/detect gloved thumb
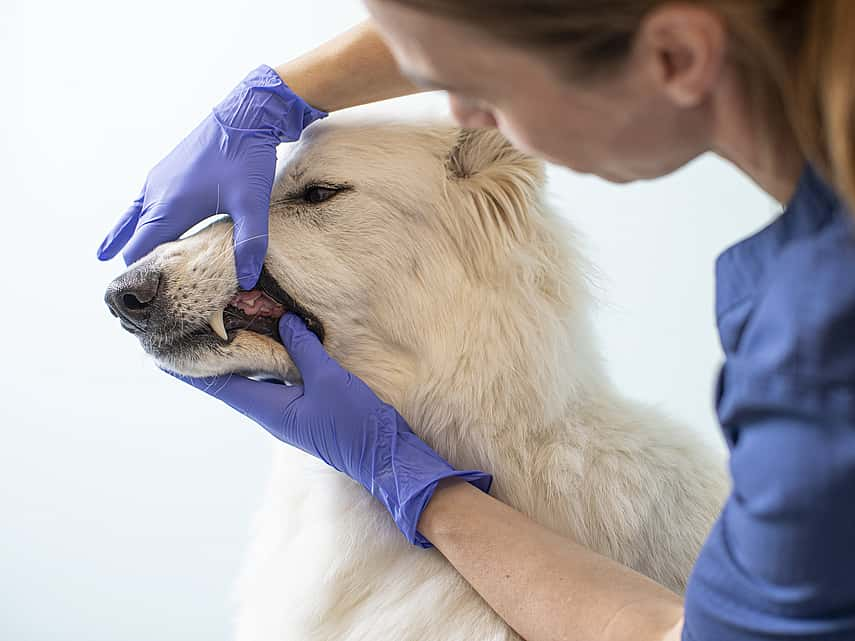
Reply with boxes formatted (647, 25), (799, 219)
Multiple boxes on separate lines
(231, 201), (269, 290)
(278, 313), (332, 387)
(97, 189), (144, 260)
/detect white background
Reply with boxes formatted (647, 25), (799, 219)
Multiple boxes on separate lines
(0, 1), (777, 640)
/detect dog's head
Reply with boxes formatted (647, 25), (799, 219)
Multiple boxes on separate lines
(104, 121), (584, 411)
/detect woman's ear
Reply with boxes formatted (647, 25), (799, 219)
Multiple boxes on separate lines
(636, 4), (726, 108)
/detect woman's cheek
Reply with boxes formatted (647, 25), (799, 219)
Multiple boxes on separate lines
(494, 111), (540, 156)
(496, 112), (591, 171)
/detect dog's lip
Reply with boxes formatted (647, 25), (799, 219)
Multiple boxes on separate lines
(210, 266), (326, 344)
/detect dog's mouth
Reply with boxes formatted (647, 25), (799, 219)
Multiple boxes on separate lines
(206, 266), (325, 344)
(105, 264), (325, 358)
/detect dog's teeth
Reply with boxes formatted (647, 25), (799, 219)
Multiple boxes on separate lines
(208, 309), (228, 340)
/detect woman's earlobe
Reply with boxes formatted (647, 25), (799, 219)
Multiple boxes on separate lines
(666, 70), (707, 108)
(644, 5), (725, 108)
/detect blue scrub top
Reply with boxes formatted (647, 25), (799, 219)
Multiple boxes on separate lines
(682, 165), (855, 640)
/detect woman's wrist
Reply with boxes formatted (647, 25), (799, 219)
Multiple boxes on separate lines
(214, 65), (327, 143)
(359, 406), (491, 549)
(418, 477), (482, 544)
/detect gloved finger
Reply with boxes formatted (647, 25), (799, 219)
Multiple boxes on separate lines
(231, 202), (269, 290)
(168, 371), (305, 431)
(120, 202), (181, 266)
(97, 188), (144, 260)
(278, 313), (335, 388)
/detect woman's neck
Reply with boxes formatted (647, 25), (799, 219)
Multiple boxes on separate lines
(710, 66), (804, 205)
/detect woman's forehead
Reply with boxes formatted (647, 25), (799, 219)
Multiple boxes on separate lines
(366, 0), (532, 92)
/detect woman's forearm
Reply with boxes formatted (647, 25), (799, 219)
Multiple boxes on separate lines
(274, 19), (422, 113)
(419, 479), (685, 641)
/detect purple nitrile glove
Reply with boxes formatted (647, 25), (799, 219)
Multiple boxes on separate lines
(172, 313), (493, 548)
(97, 65), (327, 289)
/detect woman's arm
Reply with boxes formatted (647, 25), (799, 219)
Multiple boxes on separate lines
(420, 479), (685, 641)
(274, 19), (422, 113)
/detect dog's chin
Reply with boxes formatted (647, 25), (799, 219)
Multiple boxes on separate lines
(153, 330), (300, 383)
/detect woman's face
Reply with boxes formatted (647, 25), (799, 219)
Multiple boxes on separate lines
(365, 0), (717, 183)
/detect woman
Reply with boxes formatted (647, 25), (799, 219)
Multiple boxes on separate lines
(96, 2), (855, 640)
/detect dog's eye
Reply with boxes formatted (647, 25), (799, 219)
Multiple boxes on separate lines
(303, 186), (338, 204)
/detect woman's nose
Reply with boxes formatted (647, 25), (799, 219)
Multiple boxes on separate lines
(448, 95), (498, 129)
(104, 267), (161, 332)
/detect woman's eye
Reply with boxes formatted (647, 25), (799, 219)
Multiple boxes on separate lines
(303, 186), (338, 204)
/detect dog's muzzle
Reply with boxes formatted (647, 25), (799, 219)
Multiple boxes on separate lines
(105, 264), (325, 349)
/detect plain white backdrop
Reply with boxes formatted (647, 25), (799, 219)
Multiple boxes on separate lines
(1, 1), (778, 640)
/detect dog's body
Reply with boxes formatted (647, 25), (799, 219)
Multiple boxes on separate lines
(107, 120), (728, 641)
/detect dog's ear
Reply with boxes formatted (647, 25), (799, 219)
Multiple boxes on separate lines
(440, 126), (545, 257)
(446, 128), (519, 180)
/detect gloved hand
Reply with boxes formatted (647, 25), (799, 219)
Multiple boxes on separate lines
(97, 65), (327, 289)
(172, 313), (492, 547)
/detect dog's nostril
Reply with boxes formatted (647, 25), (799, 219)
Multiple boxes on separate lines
(105, 268), (161, 331)
(122, 292), (150, 311)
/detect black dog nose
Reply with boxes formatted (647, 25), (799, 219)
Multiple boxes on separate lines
(105, 268), (161, 332)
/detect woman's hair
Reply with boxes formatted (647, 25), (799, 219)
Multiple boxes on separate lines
(387, 0), (855, 213)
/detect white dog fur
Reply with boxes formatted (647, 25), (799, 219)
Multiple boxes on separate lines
(127, 119), (728, 640)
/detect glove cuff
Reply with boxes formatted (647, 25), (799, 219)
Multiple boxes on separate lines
(407, 469), (494, 549)
(367, 407), (493, 549)
(213, 64), (328, 143)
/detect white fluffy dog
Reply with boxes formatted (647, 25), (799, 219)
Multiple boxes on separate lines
(105, 119), (728, 641)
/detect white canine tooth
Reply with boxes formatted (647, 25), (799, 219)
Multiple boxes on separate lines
(208, 308), (228, 340)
